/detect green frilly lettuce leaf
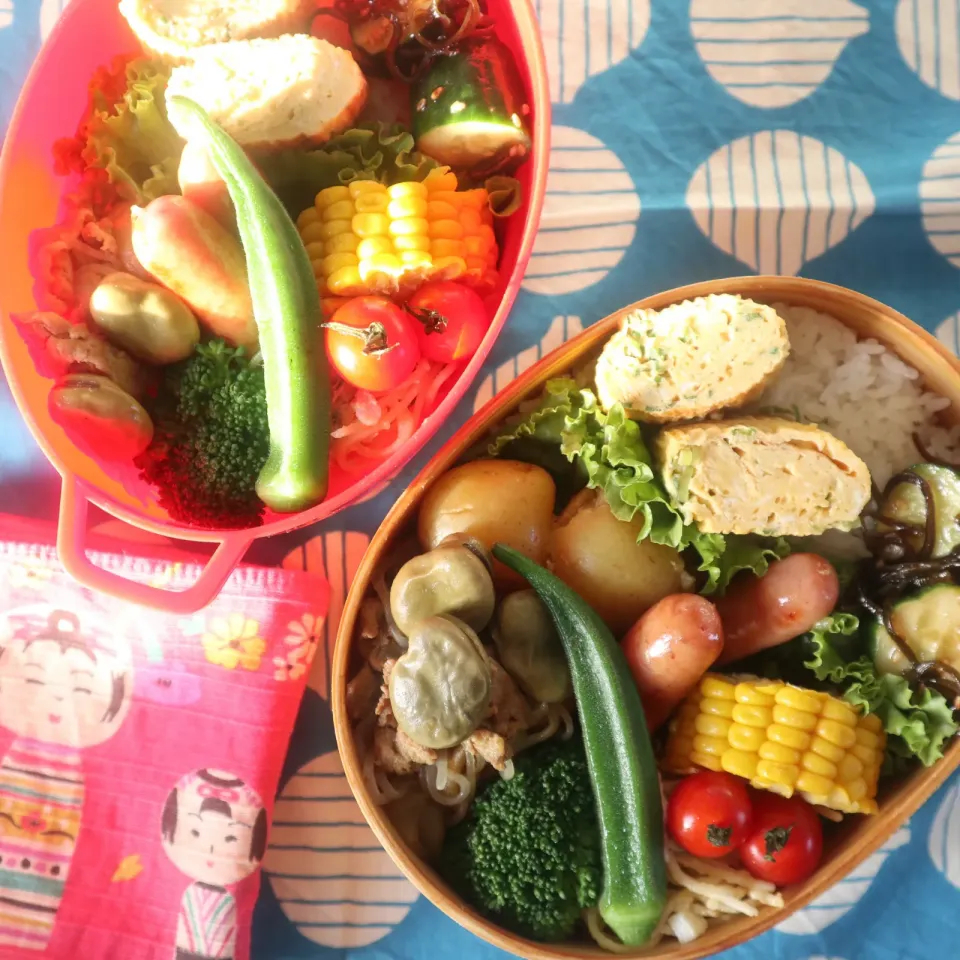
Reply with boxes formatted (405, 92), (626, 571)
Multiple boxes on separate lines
(757, 614), (959, 768)
(482, 378), (790, 594)
(77, 57), (183, 203)
(258, 122), (442, 217)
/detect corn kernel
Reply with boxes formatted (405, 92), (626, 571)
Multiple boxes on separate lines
(431, 239), (466, 258)
(752, 778), (794, 799)
(721, 750), (759, 780)
(816, 718), (857, 749)
(300, 222), (327, 245)
(431, 256), (466, 279)
(359, 253), (403, 276)
(400, 250), (433, 268)
(820, 698), (859, 725)
(700, 696), (736, 719)
(460, 208), (483, 232)
(694, 715), (732, 739)
(388, 181), (429, 200)
(353, 213), (391, 238)
(425, 170), (459, 192)
(776, 686), (823, 714)
(755, 760), (799, 788)
(320, 219), (353, 240)
(324, 199), (356, 222)
(394, 235), (432, 252)
(316, 185), (351, 208)
(322, 252), (359, 275)
(428, 200), (460, 219)
(328, 265), (363, 295)
(808, 736), (845, 764)
(838, 753), (864, 781)
(429, 219), (464, 240)
(728, 723), (766, 752)
(389, 217), (430, 237)
(802, 752), (838, 779)
(772, 704), (818, 731)
(692, 734), (728, 757)
(388, 197), (429, 219)
(768, 723), (811, 751)
(358, 237), (394, 259)
(735, 681), (779, 705)
(355, 192), (390, 215)
(855, 727), (882, 750)
(796, 771), (834, 796)
(845, 778), (868, 801)
(731, 704), (773, 728)
(465, 256), (487, 273)
(310, 259), (327, 279)
(860, 713), (883, 734)
(297, 207), (320, 230)
(345, 179), (379, 196)
(326, 233), (360, 255)
(701, 676), (737, 700)
(478, 224), (497, 247)
(852, 744), (877, 766)
(464, 235), (490, 258)
(459, 188), (487, 209)
(691, 752), (722, 772)
(305, 241), (327, 260)
(759, 741), (801, 765)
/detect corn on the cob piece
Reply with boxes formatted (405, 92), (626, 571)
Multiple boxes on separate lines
(296, 171), (500, 299)
(663, 674), (885, 815)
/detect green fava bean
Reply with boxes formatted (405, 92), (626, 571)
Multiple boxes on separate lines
(89, 272), (200, 365)
(494, 589), (571, 704)
(390, 542), (496, 636)
(49, 374), (154, 461)
(389, 615), (491, 750)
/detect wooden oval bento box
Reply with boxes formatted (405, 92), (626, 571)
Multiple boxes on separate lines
(332, 276), (960, 959)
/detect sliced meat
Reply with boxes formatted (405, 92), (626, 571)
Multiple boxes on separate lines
(11, 312), (148, 399)
(485, 660), (529, 740)
(464, 729), (511, 771)
(346, 663), (381, 722)
(373, 725), (436, 776)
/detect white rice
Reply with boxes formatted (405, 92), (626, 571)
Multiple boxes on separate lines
(754, 303), (960, 491)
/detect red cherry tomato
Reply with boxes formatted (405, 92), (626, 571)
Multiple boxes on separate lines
(740, 793), (823, 886)
(666, 771), (753, 859)
(325, 297), (420, 393)
(406, 281), (490, 364)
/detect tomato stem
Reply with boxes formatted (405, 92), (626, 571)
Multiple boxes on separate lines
(706, 824), (733, 848)
(763, 825), (793, 861)
(404, 303), (449, 335)
(322, 320), (397, 356)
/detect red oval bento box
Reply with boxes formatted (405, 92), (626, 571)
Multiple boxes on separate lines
(0, 0), (550, 614)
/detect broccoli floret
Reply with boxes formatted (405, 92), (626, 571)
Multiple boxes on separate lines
(441, 737), (602, 943)
(136, 340), (269, 528)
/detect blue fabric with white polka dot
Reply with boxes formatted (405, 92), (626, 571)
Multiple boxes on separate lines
(3, 1), (960, 959)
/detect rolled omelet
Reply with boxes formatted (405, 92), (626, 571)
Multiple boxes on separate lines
(595, 294), (789, 423)
(166, 35), (367, 151)
(119, 0), (313, 63)
(657, 416), (871, 537)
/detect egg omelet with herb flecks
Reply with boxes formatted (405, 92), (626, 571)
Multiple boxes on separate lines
(656, 416), (872, 537)
(595, 294), (790, 423)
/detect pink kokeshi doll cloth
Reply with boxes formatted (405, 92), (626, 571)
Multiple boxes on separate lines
(0, 521), (329, 960)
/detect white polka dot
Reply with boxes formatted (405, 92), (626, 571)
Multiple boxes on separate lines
(522, 127), (640, 296)
(777, 825), (909, 934)
(687, 130), (875, 275)
(921, 132), (960, 269)
(39, 0), (74, 39)
(282, 531), (370, 698)
(535, 0), (650, 104)
(265, 752), (418, 949)
(473, 315), (584, 412)
(896, 0), (960, 100)
(692, 0), (869, 108)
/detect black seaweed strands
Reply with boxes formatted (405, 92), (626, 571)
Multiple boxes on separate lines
(859, 466), (960, 708)
(315, 0), (492, 81)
